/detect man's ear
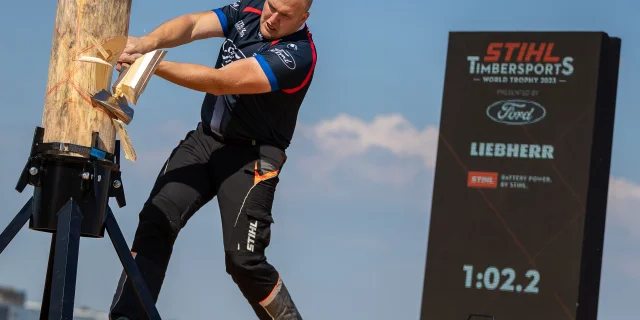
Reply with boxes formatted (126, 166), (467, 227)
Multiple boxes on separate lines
(300, 12), (310, 23)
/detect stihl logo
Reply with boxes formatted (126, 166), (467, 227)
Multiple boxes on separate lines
(468, 172), (498, 189)
(484, 42), (560, 63)
(246, 220), (258, 252)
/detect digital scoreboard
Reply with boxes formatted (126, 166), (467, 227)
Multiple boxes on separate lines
(420, 32), (621, 320)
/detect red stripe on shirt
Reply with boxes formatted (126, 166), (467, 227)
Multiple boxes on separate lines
(243, 7), (262, 14)
(283, 31), (316, 94)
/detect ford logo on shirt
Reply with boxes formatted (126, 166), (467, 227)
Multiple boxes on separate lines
(486, 99), (546, 125)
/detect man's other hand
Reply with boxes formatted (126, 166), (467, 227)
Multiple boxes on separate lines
(116, 36), (152, 71)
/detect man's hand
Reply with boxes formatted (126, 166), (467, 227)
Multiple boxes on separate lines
(116, 36), (154, 71)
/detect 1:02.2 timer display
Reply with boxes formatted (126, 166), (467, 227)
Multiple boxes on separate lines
(463, 265), (540, 294)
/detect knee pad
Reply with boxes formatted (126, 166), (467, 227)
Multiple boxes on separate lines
(224, 250), (280, 302)
(137, 202), (180, 244)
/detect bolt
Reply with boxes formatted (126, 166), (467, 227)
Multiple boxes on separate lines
(113, 180), (122, 189)
(29, 167), (38, 175)
(82, 172), (91, 180)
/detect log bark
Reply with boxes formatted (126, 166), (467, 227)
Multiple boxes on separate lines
(42, 0), (132, 156)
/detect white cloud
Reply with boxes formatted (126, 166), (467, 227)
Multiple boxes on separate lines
(303, 113), (439, 166)
(607, 177), (640, 233)
(608, 177), (640, 201)
(296, 113), (439, 186)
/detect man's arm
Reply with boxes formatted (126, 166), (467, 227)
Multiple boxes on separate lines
(117, 2), (243, 70)
(139, 11), (225, 52)
(153, 40), (316, 96)
(154, 58), (272, 96)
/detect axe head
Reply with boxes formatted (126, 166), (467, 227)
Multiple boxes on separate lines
(91, 89), (134, 125)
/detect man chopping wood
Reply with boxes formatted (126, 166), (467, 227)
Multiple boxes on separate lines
(108, 0), (316, 319)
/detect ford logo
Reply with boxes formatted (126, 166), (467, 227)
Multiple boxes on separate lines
(486, 100), (546, 125)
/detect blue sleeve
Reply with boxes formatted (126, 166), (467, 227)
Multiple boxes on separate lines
(254, 40), (317, 92)
(212, 0), (243, 38)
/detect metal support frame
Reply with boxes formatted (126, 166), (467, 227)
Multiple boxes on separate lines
(0, 126), (161, 320)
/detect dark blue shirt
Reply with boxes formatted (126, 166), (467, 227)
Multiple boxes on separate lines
(201, 0), (317, 150)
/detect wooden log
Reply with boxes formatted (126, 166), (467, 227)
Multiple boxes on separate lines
(41, 0), (132, 156)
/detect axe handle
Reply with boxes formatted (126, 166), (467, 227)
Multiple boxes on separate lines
(112, 62), (132, 97)
(118, 62), (131, 72)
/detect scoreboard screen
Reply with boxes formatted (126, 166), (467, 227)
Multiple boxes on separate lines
(420, 32), (620, 320)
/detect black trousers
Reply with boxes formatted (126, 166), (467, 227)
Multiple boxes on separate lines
(109, 123), (287, 320)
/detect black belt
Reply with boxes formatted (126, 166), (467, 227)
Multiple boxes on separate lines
(217, 135), (258, 146)
(206, 127), (258, 146)
(35, 142), (115, 161)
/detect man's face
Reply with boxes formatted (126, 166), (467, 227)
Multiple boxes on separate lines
(259, 0), (309, 39)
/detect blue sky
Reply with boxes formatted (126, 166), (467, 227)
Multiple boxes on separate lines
(1, 0), (639, 319)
